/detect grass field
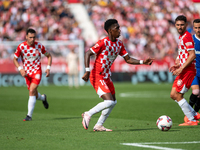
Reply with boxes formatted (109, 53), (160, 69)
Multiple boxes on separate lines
(1, 82), (200, 150)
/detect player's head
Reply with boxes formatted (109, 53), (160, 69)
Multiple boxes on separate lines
(175, 15), (187, 35)
(193, 19), (200, 38)
(104, 19), (120, 38)
(26, 28), (36, 46)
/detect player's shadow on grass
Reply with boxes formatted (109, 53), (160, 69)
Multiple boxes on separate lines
(113, 128), (180, 132)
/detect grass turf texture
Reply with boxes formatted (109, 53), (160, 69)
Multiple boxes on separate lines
(0, 83), (200, 150)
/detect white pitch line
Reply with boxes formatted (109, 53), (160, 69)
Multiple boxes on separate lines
(121, 143), (183, 150)
(136, 141), (200, 145)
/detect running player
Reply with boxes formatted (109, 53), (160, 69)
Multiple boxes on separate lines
(13, 28), (52, 121)
(81, 19), (153, 131)
(169, 15), (200, 126)
(185, 19), (200, 122)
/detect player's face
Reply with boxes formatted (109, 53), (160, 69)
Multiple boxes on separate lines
(26, 33), (36, 46)
(175, 20), (187, 35)
(110, 23), (121, 38)
(193, 22), (200, 38)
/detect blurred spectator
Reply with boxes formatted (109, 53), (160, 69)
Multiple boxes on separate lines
(0, 0), (199, 62)
(66, 46), (79, 88)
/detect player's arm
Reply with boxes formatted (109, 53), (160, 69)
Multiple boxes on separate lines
(44, 52), (52, 77)
(169, 56), (180, 73)
(13, 57), (26, 77)
(172, 50), (196, 76)
(123, 55), (153, 65)
(82, 50), (94, 82)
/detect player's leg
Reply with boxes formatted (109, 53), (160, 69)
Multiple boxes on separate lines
(82, 78), (115, 130)
(25, 82), (38, 121)
(189, 77), (199, 107)
(193, 76), (200, 112)
(170, 75), (198, 126)
(33, 71), (49, 109)
(94, 79), (116, 131)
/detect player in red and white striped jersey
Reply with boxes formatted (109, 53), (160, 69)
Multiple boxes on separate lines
(13, 28), (52, 121)
(81, 19), (153, 131)
(169, 15), (200, 126)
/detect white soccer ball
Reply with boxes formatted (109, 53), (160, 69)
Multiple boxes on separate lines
(156, 115), (172, 131)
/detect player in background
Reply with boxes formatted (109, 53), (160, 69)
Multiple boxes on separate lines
(13, 28), (52, 121)
(169, 15), (200, 126)
(184, 19), (200, 123)
(81, 19), (153, 131)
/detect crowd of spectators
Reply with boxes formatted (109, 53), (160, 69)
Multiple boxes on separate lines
(0, 0), (200, 61)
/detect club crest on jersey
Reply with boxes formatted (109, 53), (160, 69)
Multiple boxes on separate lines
(177, 79), (182, 86)
(94, 43), (99, 48)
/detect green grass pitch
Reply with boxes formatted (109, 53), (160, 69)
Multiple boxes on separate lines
(1, 82), (200, 150)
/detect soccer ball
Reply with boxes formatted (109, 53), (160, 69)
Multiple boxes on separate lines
(156, 115), (172, 131)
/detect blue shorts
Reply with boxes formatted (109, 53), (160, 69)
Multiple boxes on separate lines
(191, 76), (200, 86)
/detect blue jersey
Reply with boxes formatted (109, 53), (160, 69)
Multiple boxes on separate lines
(193, 34), (200, 76)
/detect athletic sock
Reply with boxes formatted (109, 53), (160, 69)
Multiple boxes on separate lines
(27, 96), (36, 117)
(189, 93), (197, 108)
(37, 92), (45, 101)
(194, 97), (200, 112)
(177, 98), (196, 121)
(87, 100), (115, 117)
(96, 100), (117, 126)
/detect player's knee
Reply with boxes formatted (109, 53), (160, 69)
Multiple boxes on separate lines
(104, 100), (115, 108)
(192, 89), (199, 96)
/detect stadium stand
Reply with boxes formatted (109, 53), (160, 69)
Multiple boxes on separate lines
(0, 0), (200, 61)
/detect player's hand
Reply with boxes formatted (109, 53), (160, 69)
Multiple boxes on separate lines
(171, 66), (183, 76)
(45, 69), (50, 77)
(143, 58), (154, 65)
(169, 65), (179, 73)
(82, 72), (90, 82)
(20, 69), (27, 77)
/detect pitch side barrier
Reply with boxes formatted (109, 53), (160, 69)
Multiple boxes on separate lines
(0, 71), (175, 87)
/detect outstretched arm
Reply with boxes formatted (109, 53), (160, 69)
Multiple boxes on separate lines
(82, 50), (94, 82)
(124, 55), (153, 65)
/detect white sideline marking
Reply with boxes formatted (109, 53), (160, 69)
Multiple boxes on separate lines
(122, 143), (183, 150)
(121, 141), (200, 150)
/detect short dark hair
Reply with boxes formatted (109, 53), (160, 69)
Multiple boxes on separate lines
(26, 28), (36, 35)
(175, 15), (187, 23)
(104, 19), (118, 33)
(193, 19), (200, 24)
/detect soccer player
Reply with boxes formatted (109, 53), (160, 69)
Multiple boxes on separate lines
(13, 28), (52, 121)
(184, 19), (200, 122)
(81, 19), (153, 131)
(169, 15), (200, 126)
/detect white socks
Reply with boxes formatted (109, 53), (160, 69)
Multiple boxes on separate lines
(37, 92), (45, 101)
(177, 98), (196, 121)
(87, 100), (116, 117)
(96, 100), (117, 126)
(27, 96), (36, 117)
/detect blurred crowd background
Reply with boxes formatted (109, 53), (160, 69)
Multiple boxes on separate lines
(0, 0), (200, 61)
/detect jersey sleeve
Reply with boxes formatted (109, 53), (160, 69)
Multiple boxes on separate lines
(41, 44), (47, 54)
(119, 42), (128, 57)
(90, 39), (104, 54)
(183, 34), (195, 51)
(14, 45), (21, 58)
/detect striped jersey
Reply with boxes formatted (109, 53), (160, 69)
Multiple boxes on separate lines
(193, 34), (200, 75)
